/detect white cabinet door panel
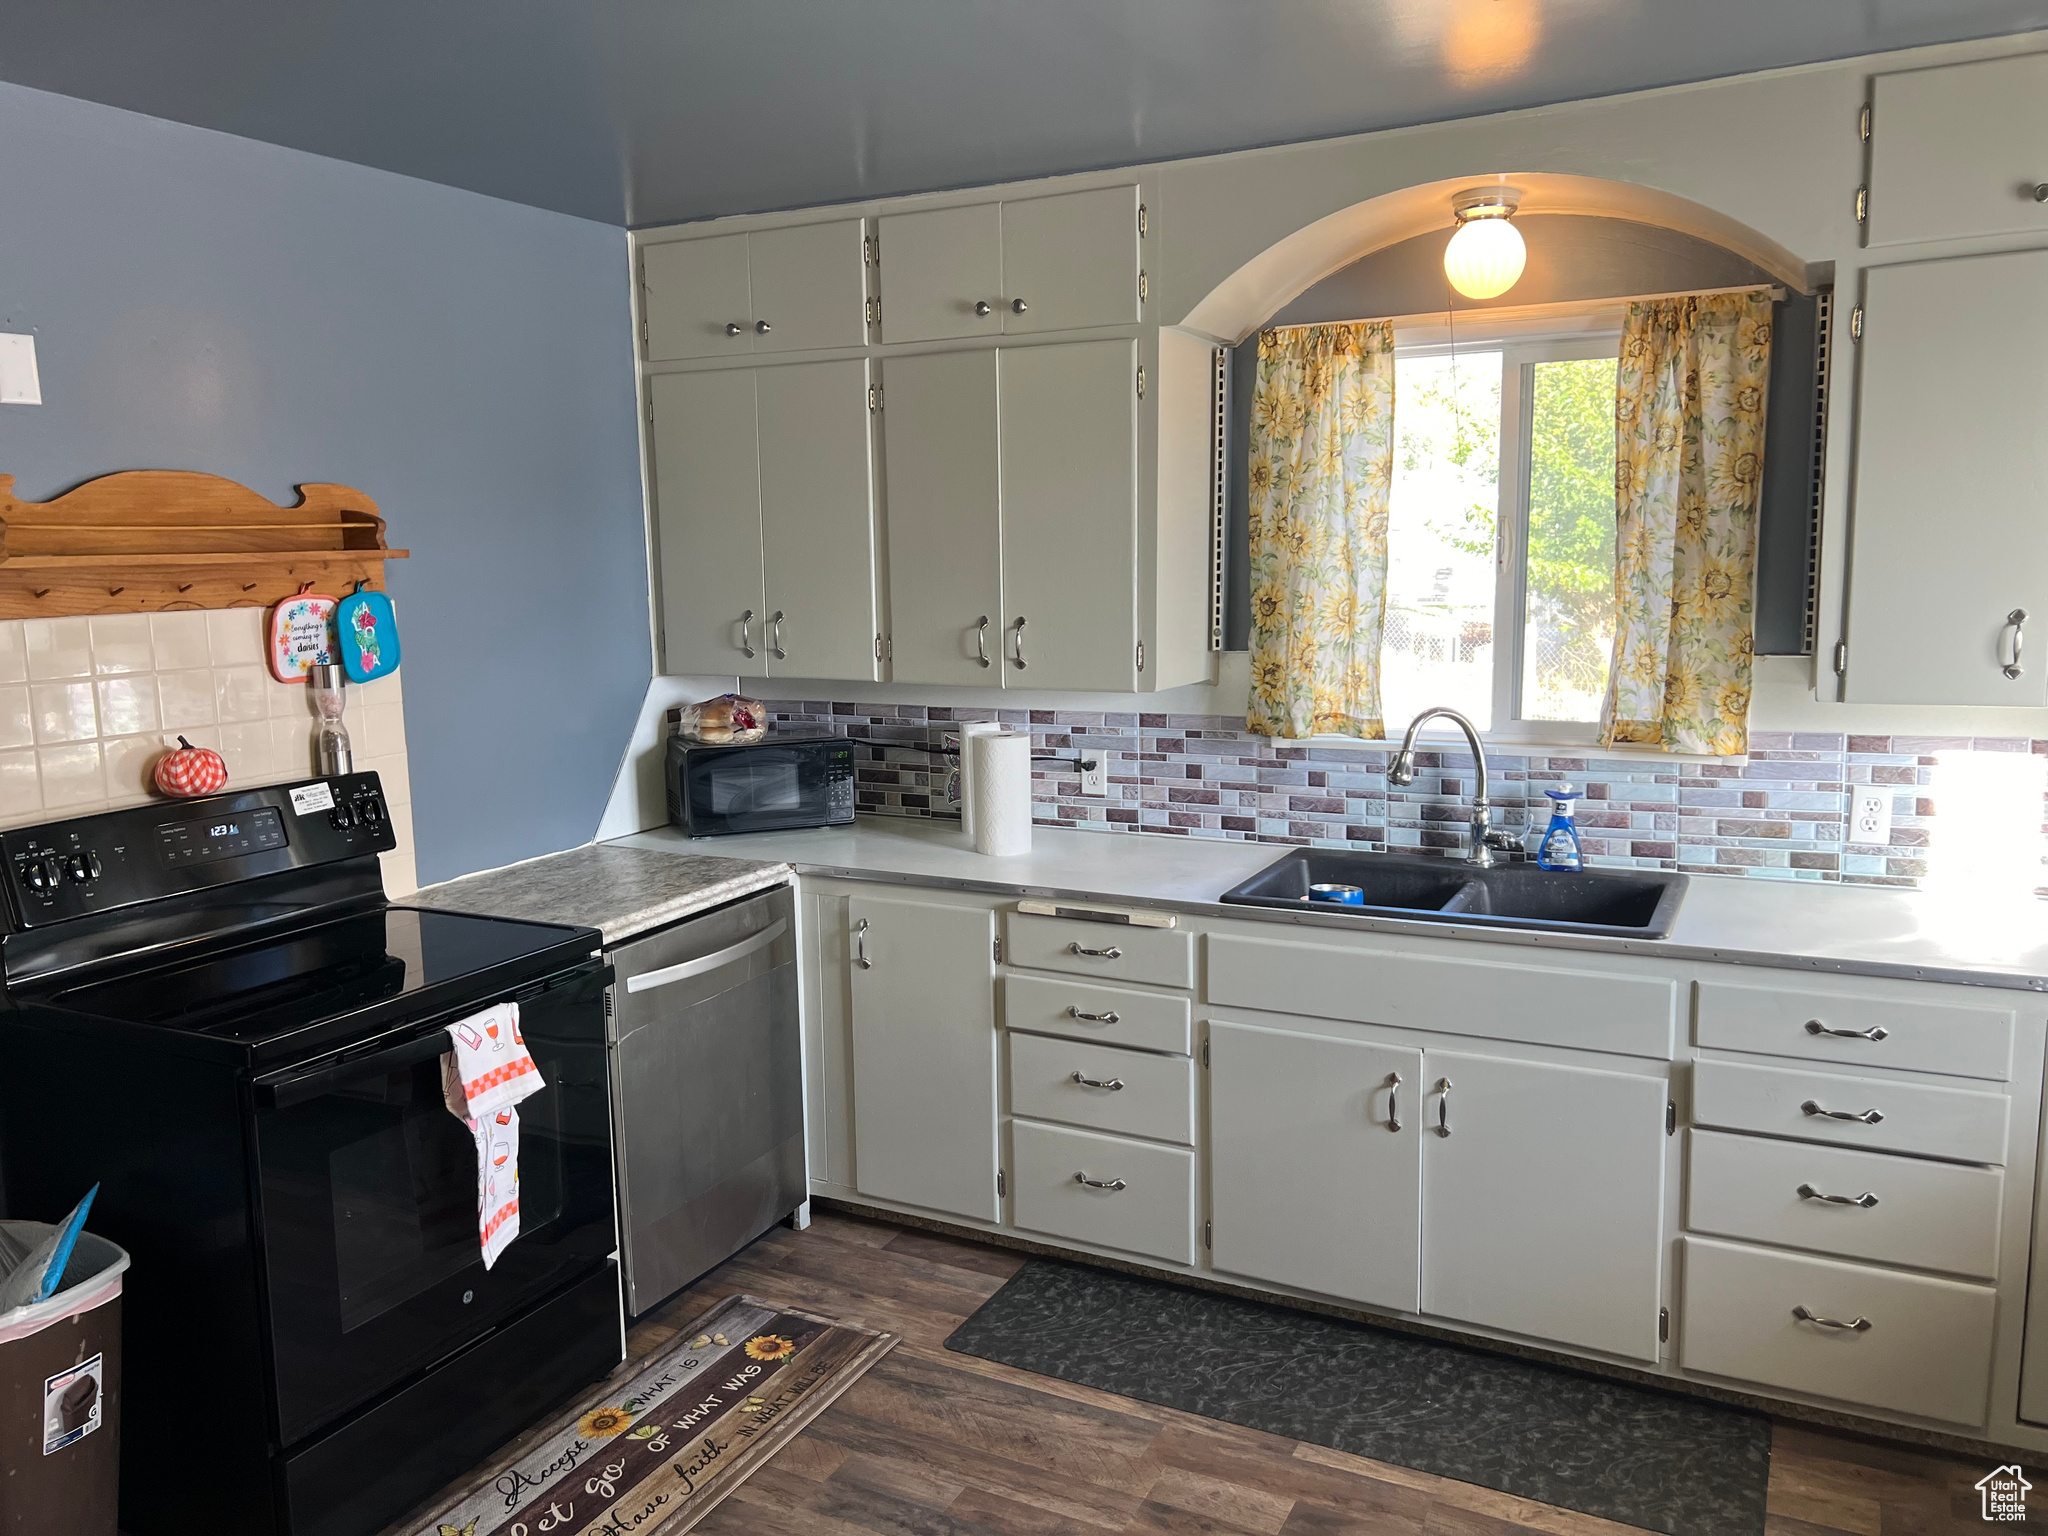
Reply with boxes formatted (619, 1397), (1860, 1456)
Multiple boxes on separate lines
(1209, 1019), (1422, 1312)
(1843, 251), (2048, 705)
(849, 895), (998, 1222)
(650, 370), (766, 677)
(1422, 1051), (1667, 1361)
(758, 359), (878, 681)
(879, 351), (1005, 684)
(1001, 185), (1141, 334)
(1868, 53), (2048, 247)
(749, 220), (868, 354)
(998, 340), (1138, 691)
(879, 204), (1004, 344)
(643, 234), (754, 361)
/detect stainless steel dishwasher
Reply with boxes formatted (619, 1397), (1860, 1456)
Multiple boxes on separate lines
(605, 885), (803, 1316)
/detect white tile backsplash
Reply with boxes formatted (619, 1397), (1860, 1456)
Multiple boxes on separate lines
(0, 613), (417, 894)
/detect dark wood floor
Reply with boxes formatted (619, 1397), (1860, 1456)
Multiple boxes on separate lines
(612, 1210), (1998, 1535)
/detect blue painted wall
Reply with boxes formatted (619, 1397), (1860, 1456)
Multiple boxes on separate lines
(0, 81), (650, 884)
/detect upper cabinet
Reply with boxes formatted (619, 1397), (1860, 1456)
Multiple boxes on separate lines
(1841, 250), (2048, 706)
(879, 185), (1143, 344)
(642, 218), (868, 359)
(1866, 52), (2048, 247)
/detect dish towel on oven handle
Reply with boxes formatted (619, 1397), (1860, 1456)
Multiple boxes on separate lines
(441, 1002), (545, 1269)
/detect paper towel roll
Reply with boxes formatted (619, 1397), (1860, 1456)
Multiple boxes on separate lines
(970, 730), (1033, 857)
(955, 721), (1004, 844)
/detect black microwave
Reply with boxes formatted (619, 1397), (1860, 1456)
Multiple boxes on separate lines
(666, 730), (857, 836)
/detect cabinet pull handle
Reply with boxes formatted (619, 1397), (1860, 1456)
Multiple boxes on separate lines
(755, 319), (772, 334)
(1801, 1099), (1883, 1125)
(1071, 1072), (1125, 1091)
(975, 300), (993, 317)
(1066, 1006), (1120, 1024)
(1797, 1182), (1879, 1209)
(1074, 1172), (1127, 1191)
(1068, 942), (1122, 959)
(1011, 616), (1028, 669)
(1792, 1305), (1871, 1332)
(975, 615), (991, 668)
(768, 610), (787, 660)
(725, 322), (744, 337)
(2004, 609), (2029, 679)
(1386, 1071), (1403, 1133)
(1806, 1019), (1888, 1041)
(1011, 298), (1029, 315)
(853, 917), (871, 970)
(738, 609), (756, 659)
(1435, 1077), (1452, 1137)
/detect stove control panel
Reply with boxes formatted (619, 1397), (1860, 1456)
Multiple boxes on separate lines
(0, 771), (398, 930)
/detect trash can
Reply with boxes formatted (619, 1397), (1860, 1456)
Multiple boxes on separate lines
(0, 1223), (128, 1536)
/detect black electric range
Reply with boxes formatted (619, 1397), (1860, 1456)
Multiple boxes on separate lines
(0, 774), (622, 1536)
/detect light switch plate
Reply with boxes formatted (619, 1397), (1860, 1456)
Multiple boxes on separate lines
(1851, 786), (1893, 844)
(0, 334), (40, 405)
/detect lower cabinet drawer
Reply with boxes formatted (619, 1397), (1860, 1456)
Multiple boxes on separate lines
(1007, 1030), (1194, 1145)
(1004, 972), (1193, 1055)
(1005, 912), (1194, 990)
(1009, 1120), (1195, 1265)
(1688, 1129), (2004, 1280)
(1680, 1237), (1996, 1426)
(1691, 1058), (2010, 1165)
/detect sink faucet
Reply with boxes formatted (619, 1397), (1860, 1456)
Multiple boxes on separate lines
(1386, 707), (1524, 869)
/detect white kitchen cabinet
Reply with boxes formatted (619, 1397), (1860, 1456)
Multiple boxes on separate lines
(642, 219), (866, 360)
(879, 186), (1141, 345)
(651, 359), (879, 681)
(1420, 1051), (1668, 1361)
(1208, 1019), (1422, 1312)
(650, 369), (766, 678)
(1867, 52), (2048, 247)
(1841, 250), (2048, 706)
(878, 350), (1005, 684)
(848, 894), (999, 1223)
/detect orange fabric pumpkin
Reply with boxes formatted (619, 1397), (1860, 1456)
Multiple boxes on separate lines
(154, 736), (229, 798)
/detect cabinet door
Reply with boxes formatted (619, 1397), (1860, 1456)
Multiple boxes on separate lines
(749, 220), (869, 354)
(649, 370), (767, 677)
(642, 234), (753, 361)
(848, 895), (998, 1222)
(1001, 186), (1142, 334)
(1208, 1019), (1422, 1312)
(758, 359), (878, 681)
(1421, 1051), (1666, 1361)
(998, 340), (1138, 690)
(878, 203), (1004, 344)
(1843, 251), (2048, 706)
(879, 351), (1005, 684)
(1868, 53), (2048, 247)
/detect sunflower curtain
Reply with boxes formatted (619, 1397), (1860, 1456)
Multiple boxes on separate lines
(1601, 291), (1773, 756)
(1245, 322), (1396, 739)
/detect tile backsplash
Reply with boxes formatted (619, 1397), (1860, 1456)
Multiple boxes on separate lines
(0, 611), (417, 894)
(766, 700), (2048, 894)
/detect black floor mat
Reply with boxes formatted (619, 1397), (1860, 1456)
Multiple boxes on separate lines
(945, 1258), (1769, 1535)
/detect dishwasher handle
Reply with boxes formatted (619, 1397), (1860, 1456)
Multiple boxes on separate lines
(623, 918), (789, 995)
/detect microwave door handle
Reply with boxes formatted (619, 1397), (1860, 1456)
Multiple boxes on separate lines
(623, 918), (789, 995)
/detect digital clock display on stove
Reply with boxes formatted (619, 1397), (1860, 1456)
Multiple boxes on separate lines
(157, 807), (288, 867)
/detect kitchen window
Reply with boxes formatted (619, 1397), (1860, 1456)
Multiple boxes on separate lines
(1379, 321), (1621, 745)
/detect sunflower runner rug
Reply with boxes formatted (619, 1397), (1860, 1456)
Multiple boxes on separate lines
(406, 1294), (897, 1536)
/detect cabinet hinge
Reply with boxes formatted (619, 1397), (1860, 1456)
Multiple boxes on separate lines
(1849, 305), (1864, 342)
(1854, 185), (1868, 226)
(1138, 269), (1149, 304)
(874, 631), (883, 663)
(1858, 102), (1871, 143)
(993, 936), (1003, 965)
(997, 1169), (1006, 1198)
(1135, 639), (1145, 672)
(1833, 639), (1848, 677)
(1666, 1100), (1676, 1137)
(1138, 202), (1148, 239)
(639, 317), (648, 344)
(604, 987), (615, 1021)
(1659, 1307), (1669, 1344)
(1203, 1219), (1212, 1250)
(868, 383), (883, 413)
(866, 295), (881, 327)
(1199, 1037), (1209, 1068)
(1136, 364), (1147, 400)
(863, 233), (878, 267)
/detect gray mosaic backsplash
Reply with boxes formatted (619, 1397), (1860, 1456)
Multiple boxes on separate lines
(766, 701), (2048, 891)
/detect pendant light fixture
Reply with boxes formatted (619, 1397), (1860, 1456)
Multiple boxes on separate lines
(1443, 186), (1526, 300)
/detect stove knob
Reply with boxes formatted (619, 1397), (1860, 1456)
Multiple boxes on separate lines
(86, 852), (102, 880)
(358, 796), (383, 824)
(329, 804), (356, 830)
(66, 854), (89, 884)
(20, 859), (46, 893)
(42, 853), (64, 889)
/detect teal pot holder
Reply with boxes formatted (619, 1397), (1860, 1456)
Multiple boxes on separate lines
(336, 586), (401, 682)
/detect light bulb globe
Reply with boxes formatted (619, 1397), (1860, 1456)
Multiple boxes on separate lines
(1443, 215), (1526, 300)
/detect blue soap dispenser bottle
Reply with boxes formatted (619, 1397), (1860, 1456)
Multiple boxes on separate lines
(1536, 787), (1584, 872)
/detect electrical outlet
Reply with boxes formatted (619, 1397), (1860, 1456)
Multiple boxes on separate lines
(1851, 786), (1893, 844)
(1080, 755), (1109, 797)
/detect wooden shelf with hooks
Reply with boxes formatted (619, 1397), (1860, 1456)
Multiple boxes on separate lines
(0, 471), (407, 617)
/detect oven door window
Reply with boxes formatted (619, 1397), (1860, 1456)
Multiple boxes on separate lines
(252, 966), (614, 1447)
(687, 747), (825, 832)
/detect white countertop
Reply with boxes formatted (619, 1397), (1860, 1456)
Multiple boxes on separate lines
(613, 817), (2048, 994)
